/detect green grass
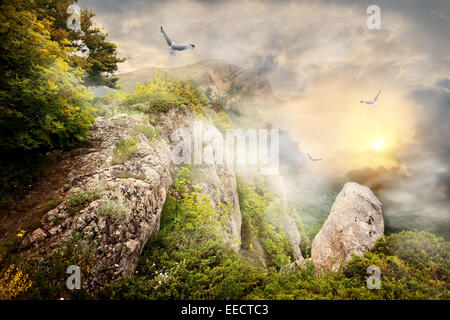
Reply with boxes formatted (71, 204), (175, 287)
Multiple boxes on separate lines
(112, 138), (138, 165)
(101, 228), (450, 300)
(131, 124), (159, 140)
(97, 199), (129, 224)
(67, 189), (102, 215)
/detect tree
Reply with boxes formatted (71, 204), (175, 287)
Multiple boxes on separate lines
(33, 0), (126, 88)
(0, 0), (94, 196)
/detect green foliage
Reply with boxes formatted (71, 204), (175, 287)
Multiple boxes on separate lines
(31, 0), (126, 88)
(100, 188), (450, 301)
(97, 199), (129, 225)
(22, 232), (95, 300)
(92, 76), (233, 137)
(112, 138), (138, 165)
(100, 167), (263, 300)
(206, 99), (234, 133)
(0, 1), (95, 198)
(248, 231), (450, 300)
(0, 1), (94, 154)
(237, 176), (294, 269)
(121, 74), (209, 115)
(131, 124), (159, 141)
(67, 188), (101, 215)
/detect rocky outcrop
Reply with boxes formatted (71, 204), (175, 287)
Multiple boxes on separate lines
(21, 114), (173, 288)
(311, 182), (384, 273)
(154, 108), (242, 250)
(21, 109), (242, 288)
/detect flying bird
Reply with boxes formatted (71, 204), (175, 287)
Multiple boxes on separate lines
(306, 153), (323, 162)
(360, 90), (381, 107)
(160, 26), (195, 56)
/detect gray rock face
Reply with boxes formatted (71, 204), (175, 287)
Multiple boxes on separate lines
(269, 176), (306, 267)
(21, 109), (242, 289)
(21, 114), (173, 288)
(311, 182), (384, 273)
(155, 108), (242, 250)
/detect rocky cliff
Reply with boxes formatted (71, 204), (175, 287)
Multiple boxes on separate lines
(21, 108), (242, 289)
(311, 182), (384, 273)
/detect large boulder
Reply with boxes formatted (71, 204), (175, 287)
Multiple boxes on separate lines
(311, 182), (384, 273)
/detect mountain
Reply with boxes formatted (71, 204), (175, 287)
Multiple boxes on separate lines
(119, 59), (281, 127)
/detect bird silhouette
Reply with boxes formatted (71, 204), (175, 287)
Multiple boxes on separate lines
(306, 153), (323, 162)
(160, 26), (195, 56)
(360, 90), (381, 107)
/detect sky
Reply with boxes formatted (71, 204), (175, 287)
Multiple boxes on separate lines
(78, 0), (449, 232)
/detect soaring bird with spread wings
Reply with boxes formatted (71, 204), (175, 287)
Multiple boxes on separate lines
(306, 153), (323, 162)
(360, 90), (381, 107)
(160, 26), (195, 56)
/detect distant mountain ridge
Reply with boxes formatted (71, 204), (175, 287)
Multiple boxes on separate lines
(119, 59), (281, 126)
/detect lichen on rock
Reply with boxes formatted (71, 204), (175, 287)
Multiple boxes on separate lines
(311, 182), (384, 273)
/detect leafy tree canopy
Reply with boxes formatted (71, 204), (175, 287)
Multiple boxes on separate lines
(0, 0), (94, 197)
(32, 0), (126, 88)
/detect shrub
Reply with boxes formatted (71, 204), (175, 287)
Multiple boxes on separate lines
(0, 2), (94, 154)
(0, 264), (32, 300)
(97, 199), (129, 225)
(112, 138), (138, 164)
(121, 74), (209, 114)
(100, 167), (262, 300)
(22, 232), (95, 300)
(131, 125), (159, 140)
(0, 2), (94, 198)
(67, 189), (102, 215)
(237, 176), (294, 269)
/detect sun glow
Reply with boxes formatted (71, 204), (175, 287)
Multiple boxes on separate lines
(372, 138), (385, 151)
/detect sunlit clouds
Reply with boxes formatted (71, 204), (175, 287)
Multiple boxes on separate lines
(78, 0), (449, 177)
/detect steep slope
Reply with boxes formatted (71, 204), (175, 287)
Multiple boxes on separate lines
(20, 106), (242, 290)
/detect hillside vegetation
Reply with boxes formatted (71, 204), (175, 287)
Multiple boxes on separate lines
(1, 68), (449, 300)
(0, 1), (448, 300)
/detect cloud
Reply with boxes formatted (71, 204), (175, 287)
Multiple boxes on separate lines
(78, 0), (450, 236)
(346, 79), (450, 237)
(79, 0), (449, 94)
(253, 54), (278, 75)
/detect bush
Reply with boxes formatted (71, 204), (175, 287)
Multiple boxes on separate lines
(0, 264), (32, 300)
(0, 2), (94, 198)
(237, 176), (294, 269)
(121, 74), (209, 114)
(112, 138), (138, 164)
(131, 124), (159, 140)
(22, 232), (95, 300)
(67, 189), (102, 215)
(248, 231), (450, 300)
(101, 167), (263, 300)
(0, 2), (94, 154)
(97, 199), (129, 225)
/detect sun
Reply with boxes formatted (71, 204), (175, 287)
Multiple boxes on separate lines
(372, 138), (385, 151)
